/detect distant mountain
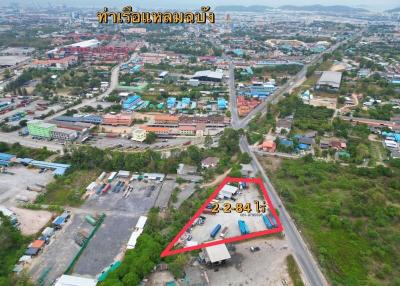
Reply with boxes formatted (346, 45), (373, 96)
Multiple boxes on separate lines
(279, 5), (369, 13)
(386, 7), (400, 13)
(215, 5), (273, 12)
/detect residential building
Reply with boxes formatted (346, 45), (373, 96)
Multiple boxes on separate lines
(177, 163), (197, 175)
(201, 157), (219, 168)
(27, 120), (56, 139)
(103, 113), (133, 126)
(32, 56), (78, 70)
(179, 125), (196, 136)
(141, 126), (171, 135)
(260, 140), (276, 152)
(51, 128), (78, 141)
(276, 119), (292, 134)
(154, 114), (179, 126)
(132, 128), (146, 142)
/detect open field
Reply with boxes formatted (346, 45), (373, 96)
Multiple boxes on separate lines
(266, 158), (400, 285)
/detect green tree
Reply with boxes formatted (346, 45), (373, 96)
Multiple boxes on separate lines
(144, 132), (157, 144)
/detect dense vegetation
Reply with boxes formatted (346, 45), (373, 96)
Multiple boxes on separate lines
(0, 142), (54, 161)
(0, 215), (33, 286)
(269, 158), (400, 285)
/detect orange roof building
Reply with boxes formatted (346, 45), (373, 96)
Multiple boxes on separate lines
(154, 114), (179, 125)
(260, 140), (276, 153)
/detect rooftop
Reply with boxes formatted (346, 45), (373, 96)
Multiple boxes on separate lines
(204, 243), (231, 263)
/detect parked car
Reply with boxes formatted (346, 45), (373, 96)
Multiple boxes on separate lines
(250, 246), (260, 252)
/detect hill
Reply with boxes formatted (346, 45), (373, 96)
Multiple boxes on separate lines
(279, 5), (368, 13)
(215, 5), (273, 12)
(386, 7), (400, 13)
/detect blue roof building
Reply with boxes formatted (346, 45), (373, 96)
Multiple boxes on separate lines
(0, 153), (16, 166)
(297, 143), (311, 150)
(167, 97), (176, 109)
(122, 95), (142, 110)
(217, 98), (228, 109)
(233, 49), (244, 57)
(279, 139), (293, 147)
(18, 158), (70, 176)
(54, 115), (103, 125)
(382, 132), (400, 142)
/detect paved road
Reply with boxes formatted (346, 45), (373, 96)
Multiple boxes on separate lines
(228, 62), (239, 128)
(230, 35), (361, 285)
(240, 137), (328, 286)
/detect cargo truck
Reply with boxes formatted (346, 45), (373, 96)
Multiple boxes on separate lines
(262, 214), (273, 229)
(210, 224), (221, 238)
(220, 226), (229, 238)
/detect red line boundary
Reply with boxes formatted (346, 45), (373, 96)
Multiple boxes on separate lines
(161, 177), (283, 257)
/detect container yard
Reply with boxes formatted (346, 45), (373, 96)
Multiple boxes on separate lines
(177, 181), (278, 248)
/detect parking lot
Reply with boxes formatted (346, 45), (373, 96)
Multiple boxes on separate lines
(184, 183), (272, 246)
(0, 166), (54, 235)
(29, 213), (90, 285)
(27, 173), (174, 285)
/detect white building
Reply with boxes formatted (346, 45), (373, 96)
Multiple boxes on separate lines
(132, 128), (146, 142)
(54, 275), (97, 286)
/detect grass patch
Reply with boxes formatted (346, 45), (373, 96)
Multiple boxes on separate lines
(36, 169), (98, 207)
(0, 142), (55, 161)
(268, 159), (400, 286)
(286, 254), (304, 286)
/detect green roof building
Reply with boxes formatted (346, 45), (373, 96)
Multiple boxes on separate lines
(27, 120), (56, 139)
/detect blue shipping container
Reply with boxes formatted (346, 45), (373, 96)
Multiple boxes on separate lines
(262, 214), (273, 229)
(210, 224), (222, 238)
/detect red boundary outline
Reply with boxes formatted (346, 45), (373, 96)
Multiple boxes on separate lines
(161, 177), (283, 257)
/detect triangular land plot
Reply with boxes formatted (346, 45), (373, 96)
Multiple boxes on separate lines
(161, 177), (283, 257)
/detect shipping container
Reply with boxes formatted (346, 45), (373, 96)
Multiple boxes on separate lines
(101, 184), (111, 194)
(210, 224), (222, 238)
(262, 214), (273, 229)
(238, 220), (250, 235)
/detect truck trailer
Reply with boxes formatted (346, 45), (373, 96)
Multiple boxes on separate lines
(210, 224), (222, 238)
(238, 220), (250, 235)
(220, 226), (229, 238)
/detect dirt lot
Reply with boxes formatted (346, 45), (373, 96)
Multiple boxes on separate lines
(309, 96), (337, 110)
(9, 207), (53, 235)
(204, 237), (292, 286)
(187, 183), (270, 246)
(0, 166), (54, 205)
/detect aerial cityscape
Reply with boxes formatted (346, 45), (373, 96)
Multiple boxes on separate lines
(0, 2), (399, 286)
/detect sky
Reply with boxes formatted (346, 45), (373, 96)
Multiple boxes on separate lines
(5, 0), (400, 11)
